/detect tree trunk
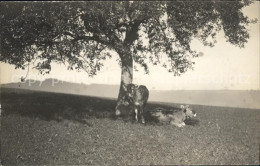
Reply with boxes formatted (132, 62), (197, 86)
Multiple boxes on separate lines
(115, 47), (133, 117)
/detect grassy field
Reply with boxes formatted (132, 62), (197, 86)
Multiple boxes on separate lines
(1, 88), (260, 165)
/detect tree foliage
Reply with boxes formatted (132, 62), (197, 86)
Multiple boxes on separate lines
(0, 1), (256, 76)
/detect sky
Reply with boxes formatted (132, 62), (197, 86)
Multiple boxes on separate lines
(0, 1), (259, 90)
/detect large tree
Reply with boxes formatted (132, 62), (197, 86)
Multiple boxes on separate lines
(0, 1), (256, 116)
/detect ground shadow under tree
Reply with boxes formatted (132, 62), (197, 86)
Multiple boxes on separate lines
(1, 89), (199, 126)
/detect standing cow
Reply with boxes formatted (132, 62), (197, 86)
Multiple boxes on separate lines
(124, 84), (149, 124)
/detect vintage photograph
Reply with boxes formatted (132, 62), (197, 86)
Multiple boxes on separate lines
(0, 1), (259, 165)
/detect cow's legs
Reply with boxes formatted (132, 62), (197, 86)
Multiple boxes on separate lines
(141, 102), (147, 124)
(140, 106), (145, 124)
(134, 107), (138, 122)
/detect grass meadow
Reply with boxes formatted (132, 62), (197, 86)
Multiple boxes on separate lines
(1, 88), (260, 165)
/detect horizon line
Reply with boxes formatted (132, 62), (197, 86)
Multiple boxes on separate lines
(1, 81), (260, 91)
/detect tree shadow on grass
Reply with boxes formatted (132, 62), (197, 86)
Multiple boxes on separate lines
(1, 90), (199, 127)
(1, 91), (118, 126)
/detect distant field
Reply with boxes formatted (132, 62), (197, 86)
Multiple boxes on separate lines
(1, 88), (260, 165)
(150, 90), (260, 109)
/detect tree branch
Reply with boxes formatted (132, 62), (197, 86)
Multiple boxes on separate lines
(71, 34), (111, 47)
(154, 17), (173, 54)
(124, 20), (143, 45)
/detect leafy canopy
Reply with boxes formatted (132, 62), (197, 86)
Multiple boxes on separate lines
(0, 1), (256, 76)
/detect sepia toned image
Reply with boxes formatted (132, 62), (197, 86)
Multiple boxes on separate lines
(0, 1), (259, 165)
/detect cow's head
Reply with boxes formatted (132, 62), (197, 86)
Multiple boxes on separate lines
(180, 105), (196, 118)
(123, 84), (137, 100)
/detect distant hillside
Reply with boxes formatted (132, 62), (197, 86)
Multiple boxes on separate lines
(1, 79), (120, 98)
(1, 79), (260, 109)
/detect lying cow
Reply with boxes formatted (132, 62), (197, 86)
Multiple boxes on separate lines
(124, 84), (149, 124)
(149, 105), (196, 127)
